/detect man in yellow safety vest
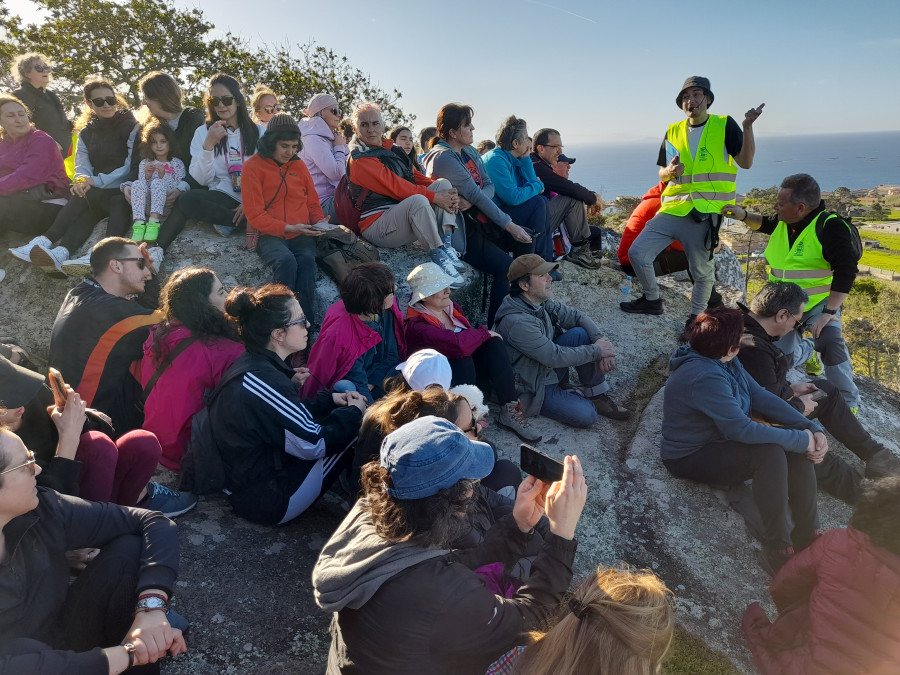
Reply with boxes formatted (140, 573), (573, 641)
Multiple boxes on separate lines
(621, 76), (763, 328)
(722, 173), (861, 411)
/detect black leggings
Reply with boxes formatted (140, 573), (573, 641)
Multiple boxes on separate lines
(0, 195), (63, 237)
(448, 337), (517, 405)
(462, 220), (532, 326)
(43, 187), (121, 252)
(157, 189), (240, 250)
(663, 440), (818, 552)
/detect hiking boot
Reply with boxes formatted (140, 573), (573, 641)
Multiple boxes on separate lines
(147, 246), (164, 274)
(139, 481), (198, 518)
(30, 244), (69, 278)
(865, 447), (900, 479)
(131, 220), (146, 242)
(805, 349), (824, 377)
(590, 393), (631, 421)
(144, 219), (161, 243)
(8, 236), (51, 262)
(706, 288), (724, 309)
(565, 245), (602, 270)
(498, 401), (542, 443)
(620, 294), (663, 315)
(61, 254), (92, 278)
(758, 546), (795, 576)
(430, 248), (464, 288)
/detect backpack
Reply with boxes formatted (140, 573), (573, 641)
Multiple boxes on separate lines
(817, 212), (862, 261)
(314, 225), (380, 285)
(333, 159), (369, 235)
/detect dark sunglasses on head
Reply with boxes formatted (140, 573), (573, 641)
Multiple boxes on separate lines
(210, 95), (235, 107)
(91, 96), (117, 108)
(114, 257), (147, 269)
(263, 104), (283, 114)
(33, 65), (52, 73)
(284, 316), (310, 329)
(0, 449), (36, 477)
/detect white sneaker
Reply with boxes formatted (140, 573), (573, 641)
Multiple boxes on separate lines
(8, 236), (51, 262)
(30, 244), (68, 278)
(147, 246), (164, 273)
(61, 254), (92, 278)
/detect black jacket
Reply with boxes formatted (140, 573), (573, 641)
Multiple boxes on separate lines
(530, 152), (597, 205)
(208, 349), (362, 522)
(12, 82), (71, 155)
(78, 110), (137, 176)
(738, 311), (805, 414)
(49, 280), (161, 437)
(0, 488), (178, 674)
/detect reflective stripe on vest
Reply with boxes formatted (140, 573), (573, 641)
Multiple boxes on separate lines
(764, 211), (832, 311)
(658, 115), (737, 217)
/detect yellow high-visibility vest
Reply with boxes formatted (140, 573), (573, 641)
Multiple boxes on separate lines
(765, 211), (834, 311)
(659, 115), (737, 216)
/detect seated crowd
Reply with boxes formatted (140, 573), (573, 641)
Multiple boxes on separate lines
(1, 61), (899, 675)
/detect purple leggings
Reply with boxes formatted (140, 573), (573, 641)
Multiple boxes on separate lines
(75, 430), (162, 506)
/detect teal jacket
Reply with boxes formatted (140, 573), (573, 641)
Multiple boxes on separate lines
(481, 147), (543, 208)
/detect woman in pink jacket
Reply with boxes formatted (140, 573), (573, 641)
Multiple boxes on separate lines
(141, 266), (244, 470)
(297, 93), (346, 223)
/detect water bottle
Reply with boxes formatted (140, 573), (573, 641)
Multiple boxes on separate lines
(620, 276), (632, 297)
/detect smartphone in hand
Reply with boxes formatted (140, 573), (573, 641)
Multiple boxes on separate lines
(520, 444), (564, 483)
(48, 367), (67, 407)
(810, 389), (827, 402)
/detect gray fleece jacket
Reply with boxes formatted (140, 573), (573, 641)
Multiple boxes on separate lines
(661, 345), (822, 460)
(492, 294), (605, 416)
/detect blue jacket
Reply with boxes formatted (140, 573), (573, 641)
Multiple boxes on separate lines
(661, 345), (821, 460)
(481, 147), (543, 208)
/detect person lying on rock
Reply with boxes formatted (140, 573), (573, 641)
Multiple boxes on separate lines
(493, 254), (630, 428)
(739, 282), (900, 505)
(312, 416), (587, 675)
(661, 307), (822, 575)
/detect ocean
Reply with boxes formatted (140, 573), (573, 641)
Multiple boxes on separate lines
(567, 131), (900, 201)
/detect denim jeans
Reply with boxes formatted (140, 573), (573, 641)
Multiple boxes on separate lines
(775, 301), (859, 408)
(538, 327), (609, 428)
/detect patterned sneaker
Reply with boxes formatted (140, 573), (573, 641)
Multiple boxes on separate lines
(147, 246), (164, 273)
(8, 236), (50, 262)
(805, 350), (824, 377)
(61, 254), (92, 278)
(430, 248), (464, 288)
(131, 220), (146, 242)
(444, 244), (466, 270)
(498, 401), (542, 442)
(144, 219), (161, 243)
(30, 244), (69, 278)
(139, 481), (198, 518)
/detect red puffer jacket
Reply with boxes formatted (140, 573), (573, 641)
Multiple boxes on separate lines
(742, 527), (900, 674)
(616, 181), (683, 267)
(405, 302), (491, 359)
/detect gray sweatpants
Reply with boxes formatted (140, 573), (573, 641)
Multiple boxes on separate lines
(627, 211), (716, 316)
(360, 178), (454, 250)
(548, 194), (590, 243)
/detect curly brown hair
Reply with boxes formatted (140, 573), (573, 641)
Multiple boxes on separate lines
(850, 476), (900, 557)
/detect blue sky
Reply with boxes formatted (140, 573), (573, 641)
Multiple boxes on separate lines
(10, 0), (900, 143)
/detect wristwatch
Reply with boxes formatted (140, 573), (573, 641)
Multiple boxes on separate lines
(134, 595), (169, 614)
(822, 308), (838, 315)
(122, 642), (136, 669)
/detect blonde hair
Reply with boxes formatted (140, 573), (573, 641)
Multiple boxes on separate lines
(513, 566), (675, 675)
(250, 84), (277, 122)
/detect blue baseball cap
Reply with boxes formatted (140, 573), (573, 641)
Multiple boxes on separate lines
(380, 416), (495, 500)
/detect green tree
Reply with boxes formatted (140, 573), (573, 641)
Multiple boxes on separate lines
(865, 201), (885, 221)
(741, 185), (778, 217)
(0, 0), (412, 126)
(613, 195), (641, 216)
(825, 186), (855, 216)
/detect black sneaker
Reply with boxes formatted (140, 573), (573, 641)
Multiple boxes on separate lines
(757, 546), (795, 576)
(619, 294), (663, 315)
(707, 288), (724, 309)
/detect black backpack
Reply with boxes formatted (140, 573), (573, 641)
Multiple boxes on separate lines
(817, 212), (862, 262)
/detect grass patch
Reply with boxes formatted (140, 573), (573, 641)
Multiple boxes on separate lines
(860, 248), (900, 273)
(861, 231), (900, 251)
(663, 625), (740, 675)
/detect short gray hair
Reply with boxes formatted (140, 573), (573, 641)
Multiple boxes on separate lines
(351, 101), (383, 131)
(11, 53), (50, 83)
(780, 174), (821, 210)
(495, 115), (528, 151)
(750, 282), (808, 317)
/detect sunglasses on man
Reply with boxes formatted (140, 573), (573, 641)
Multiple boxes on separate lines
(209, 95), (235, 107)
(0, 449), (37, 477)
(114, 257), (147, 269)
(90, 96), (118, 108)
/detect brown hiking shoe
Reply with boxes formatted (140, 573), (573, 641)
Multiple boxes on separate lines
(498, 402), (542, 443)
(565, 245), (602, 270)
(590, 394), (631, 421)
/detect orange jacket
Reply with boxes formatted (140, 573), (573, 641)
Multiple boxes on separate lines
(349, 139), (435, 232)
(617, 181), (683, 267)
(242, 154), (325, 239)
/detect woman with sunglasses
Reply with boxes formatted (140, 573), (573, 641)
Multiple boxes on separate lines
(205, 283), (366, 525)
(10, 52), (72, 156)
(298, 93), (347, 223)
(13, 78), (139, 278)
(250, 84), (281, 126)
(0, 421), (187, 674)
(140, 267), (244, 471)
(150, 73), (264, 264)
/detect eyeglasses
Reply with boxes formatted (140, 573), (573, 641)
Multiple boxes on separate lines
(284, 316), (310, 329)
(33, 65), (52, 73)
(542, 144), (564, 149)
(90, 96), (117, 108)
(787, 311), (804, 328)
(209, 95), (235, 107)
(0, 449), (36, 477)
(263, 104), (283, 114)
(114, 257), (147, 269)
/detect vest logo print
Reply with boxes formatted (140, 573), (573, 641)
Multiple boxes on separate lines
(697, 147), (709, 163)
(794, 241), (804, 256)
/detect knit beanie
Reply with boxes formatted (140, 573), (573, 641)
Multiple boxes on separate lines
(267, 113), (300, 135)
